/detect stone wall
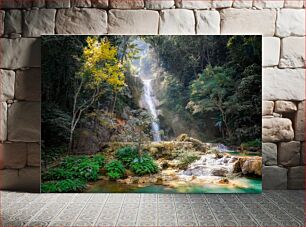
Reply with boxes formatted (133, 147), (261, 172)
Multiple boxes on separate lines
(0, 0), (305, 192)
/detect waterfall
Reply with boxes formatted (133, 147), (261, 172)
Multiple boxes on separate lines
(142, 79), (161, 141)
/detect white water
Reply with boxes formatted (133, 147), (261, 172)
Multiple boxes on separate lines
(142, 79), (161, 141)
(179, 154), (237, 179)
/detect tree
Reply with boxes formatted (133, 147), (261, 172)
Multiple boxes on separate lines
(69, 36), (125, 152)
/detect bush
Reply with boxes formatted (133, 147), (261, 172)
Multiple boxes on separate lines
(41, 179), (87, 193)
(115, 146), (138, 167)
(105, 160), (125, 180)
(177, 152), (200, 170)
(130, 155), (159, 176)
(42, 168), (74, 181)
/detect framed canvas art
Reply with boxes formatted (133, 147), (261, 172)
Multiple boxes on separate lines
(41, 35), (262, 193)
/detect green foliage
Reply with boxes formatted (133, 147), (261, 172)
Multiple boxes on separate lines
(105, 160), (126, 180)
(115, 146), (138, 167)
(130, 155), (159, 176)
(177, 152), (200, 170)
(241, 139), (261, 148)
(41, 179), (87, 193)
(41, 145), (67, 164)
(42, 154), (105, 191)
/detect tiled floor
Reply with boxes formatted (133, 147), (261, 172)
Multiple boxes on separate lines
(1, 190), (304, 226)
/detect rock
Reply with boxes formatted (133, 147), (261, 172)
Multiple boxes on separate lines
(24, 9), (56, 37)
(0, 11), (3, 35)
(218, 178), (229, 184)
(91, 0), (108, 8)
(27, 143), (40, 167)
(0, 0), (32, 8)
(278, 141), (301, 167)
(0, 102), (7, 142)
(32, 0), (46, 8)
(0, 69), (15, 102)
(71, 0), (91, 7)
(253, 0), (284, 8)
(56, 8), (107, 34)
(280, 37), (305, 68)
(262, 118), (294, 142)
(288, 166), (304, 189)
(262, 143), (277, 166)
(108, 10), (159, 34)
(274, 101), (297, 113)
(195, 10), (220, 35)
(4, 10), (22, 34)
(211, 167), (229, 177)
(0, 167), (40, 192)
(0, 38), (41, 69)
(73, 129), (100, 154)
(220, 9), (276, 36)
(263, 68), (305, 101)
(159, 9), (195, 35)
(212, 0), (232, 8)
(175, 0), (212, 8)
(232, 0), (253, 8)
(176, 134), (189, 141)
(241, 157), (262, 176)
(262, 166), (287, 189)
(284, 0), (304, 8)
(263, 37), (280, 66)
(276, 9), (305, 37)
(110, 0), (144, 8)
(262, 101), (274, 115)
(294, 101), (305, 141)
(300, 142), (305, 165)
(15, 68), (41, 101)
(8, 102), (41, 142)
(0, 143), (27, 169)
(145, 0), (175, 9)
(46, 0), (70, 8)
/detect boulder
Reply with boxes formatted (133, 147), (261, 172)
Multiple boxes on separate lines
(211, 167), (229, 177)
(241, 157), (262, 176)
(274, 101), (297, 113)
(262, 118), (294, 142)
(263, 166), (287, 189)
(262, 143), (277, 166)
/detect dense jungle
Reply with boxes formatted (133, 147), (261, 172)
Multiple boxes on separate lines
(41, 35), (262, 193)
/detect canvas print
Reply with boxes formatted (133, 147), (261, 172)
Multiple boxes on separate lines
(41, 35), (262, 193)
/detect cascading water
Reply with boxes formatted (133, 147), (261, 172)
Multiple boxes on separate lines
(142, 79), (161, 141)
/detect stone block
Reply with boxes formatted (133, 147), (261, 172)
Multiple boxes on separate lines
(32, 0), (46, 8)
(212, 0), (233, 8)
(278, 141), (301, 167)
(27, 143), (40, 167)
(262, 118), (294, 142)
(108, 10), (159, 34)
(4, 10), (22, 34)
(262, 37), (280, 66)
(262, 143), (277, 166)
(294, 101), (305, 141)
(288, 166), (304, 189)
(262, 166), (287, 189)
(110, 0), (144, 8)
(274, 101), (297, 113)
(15, 68), (41, 101)
(263, 68), (305, 101)
(46, 0), (70, 8)
(175, 0), (212, 8)
(280, 37), (305, 68)
(0, 69), (15, 102)
(91, 0), (109, 8)
(56, 8), (107, 34)
(220, 9), (276, 36)
(0, 10), (4, 35)
(301, 142), (305, 165)
(0, 143), (27, 169)
(195, 10), (220, 35)
(0, 38), (41, 69)
(276, 9), (305, 37)
(253, 0), (284, 8)
(0, 102), (7, 142)
(24, 9), (56, 37)
(8, 102), (41, 142)
(0, 168), (40, 192)
(232, 0), (253, 8)
(262, 101), (274, 115)
(159, 9), (195, 35)
(0, 0), (32, 9)
(145, 0), (175, 9)
(71, 0), (91, 7)
(284, 0), (304, 8)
